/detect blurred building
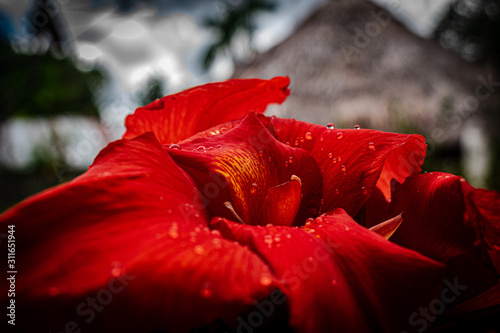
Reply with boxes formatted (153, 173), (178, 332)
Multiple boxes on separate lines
(234, 0), (500, 187)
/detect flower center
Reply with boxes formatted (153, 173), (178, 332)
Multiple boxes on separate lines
(224, 175), (303, 226)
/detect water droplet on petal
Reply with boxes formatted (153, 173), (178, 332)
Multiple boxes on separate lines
(285, 142), (290, 146)
(331, 279), (338, 286)
(337, 132), (343, 139)
(289, 156), (293, 164)
(251, 183), (258, 194)
(268, 156), (272, 162)
(299, 137), (305, 143)
(286, 233), (292, 239)
(200, 282), (213, 298)
(220, 127), (228, 134)
(368, 142), (375, 150)
(194, 245), (205, 255)
(197, 146), (206, 152)
(338, 156), (342, 162)
(294, 139), (299, 146)
(259, 273), (273, 286)
(211, 229), (221, 237)
(320, 136), (324, 142)
(168, 228), (179, 239)
(345, 226), (350, 231)
(259, 151), (264, 157)
(335, 189), (340, 195)
(362, 186), (368, 195)
(354, 125), (361, 130)
(326, 123), (335, 130)
(328, 152), (333, 159)
(212, 238), (222, 249)
(285, 161), (289, 167)
(264, 235), (273, 245)
(216, 144), (223, 149)
(168, 144), (181, 150)
(274, 235), (281, 242)
(314, 216), (322, 223)
(341, 165), (346, 173)
(305, 132), (313, 140)
(111, 267), (123, 277)
(332, 157), (337, 164)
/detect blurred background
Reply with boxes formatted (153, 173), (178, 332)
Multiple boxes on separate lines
(0, 0), (499, 211)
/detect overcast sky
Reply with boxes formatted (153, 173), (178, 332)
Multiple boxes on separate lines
(0, 0), (455, 168)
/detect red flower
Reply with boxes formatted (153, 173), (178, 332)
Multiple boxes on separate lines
(1, 77), (499, 333)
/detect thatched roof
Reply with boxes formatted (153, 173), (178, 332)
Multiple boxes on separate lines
(234, 0), (494, 141)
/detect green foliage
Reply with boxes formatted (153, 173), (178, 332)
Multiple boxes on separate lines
(0, 43), (103, 122)
(135, 76), (166, 106)
(202, 0), (275, 69)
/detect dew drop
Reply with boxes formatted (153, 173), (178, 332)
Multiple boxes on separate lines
(354, 125), (361, 130)
(220, 127), (228, 134)
(341, 165), (346, 173)
(274, 235), (281, 242)
(326, 123), (335, 130)
(266, 223), (273, 227)
(288, 156), (293, 164)
(314, 216), (323, 223)
(345, 226), (350, 231)
(338, 156), (342, 162)
(211, 229), (221, 237)
(332, 157), (337, 164)
(335, 188), (340, 195)
(368, 142), (375, 150)
(259, 273), (273, 286)
(286, 233), (292, 239)
(197, 146), (206, 151)
(285, 161), (289, 167)
(251, 183), (258, 194)
(216, 144), (223, 149)
(194, 245), (205, 255)
(111, 267), (123, 277)
(306, 217), (314, 225)
(200, 282), (213, 298)
(168, 228), (179, 239)
(294, 139), (299, 146)
(285, 142), (290, 146)
(299, 136), (305, 143)
(259, 151), (264, 157)
(320, 136), (324, 142)
(264, 235), (273, 245)
(168, 144), (181, 150)
(268, 156), (272, 162)
(336, 132), (343, 139)
(212, 238), (222, 249)
(361, 186), (367, 195)
(48, 286), (61, 297)
(305, 132), (313, 140)
(320, 198), (324, 205)
(328, 152), (333, 159)
(331, 279), (338, 286)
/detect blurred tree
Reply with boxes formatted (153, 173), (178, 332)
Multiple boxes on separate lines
(0, 43), (103, 123)
(135, 76), (166, 106)
(202, 0), (276, 69)
(435, 0), (500, 190)
(436, 0), (500, 68)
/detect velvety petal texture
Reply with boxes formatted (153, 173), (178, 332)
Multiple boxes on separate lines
(376, 172), (500, 303)
(167, 112), (323, 226)
(123, 76), (290, 144)
(0, 134), (277, 332)
(266, 118), (426, 216)
(213, 209), (446, 333)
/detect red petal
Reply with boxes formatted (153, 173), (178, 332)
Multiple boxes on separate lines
(167, 112), (323, 226)
(212, 209), (445, 333)
(123, 76), (290, 144)
(267, 118), (426, 216)
(387, 172), (500, 302)
(0, 134), (276, 332)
